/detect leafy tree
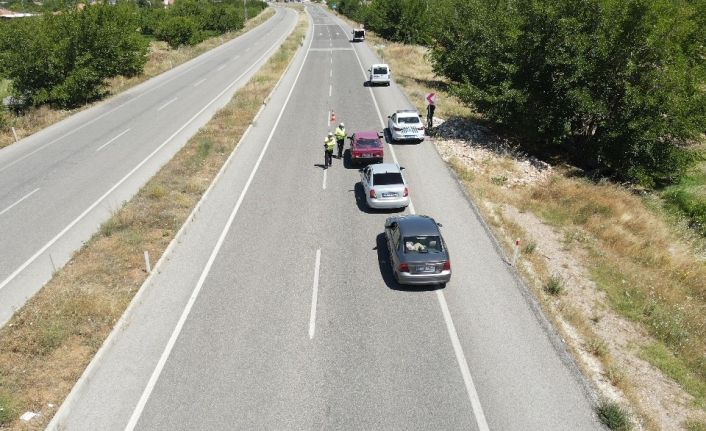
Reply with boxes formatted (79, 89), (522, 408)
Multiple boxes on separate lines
(156, 15), (198, 48)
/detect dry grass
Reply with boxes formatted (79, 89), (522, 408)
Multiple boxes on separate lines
(0, 10), (308, 430)
(0, 8), (275, 150)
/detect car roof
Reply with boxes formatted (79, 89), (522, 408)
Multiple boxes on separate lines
(396, 215), (440, 236)
(394, 110), (420, 117)
(354, 130), (381, 139)
(369, 163), (400, 174)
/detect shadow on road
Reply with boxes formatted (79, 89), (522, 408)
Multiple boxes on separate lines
(374, 233), (444, 292)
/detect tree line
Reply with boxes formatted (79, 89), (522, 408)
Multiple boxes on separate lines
(334, 0), (706, 186)
(0, 0), (266, 110)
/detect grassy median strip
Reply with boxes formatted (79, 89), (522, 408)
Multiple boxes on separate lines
(0, 8), (275, 150)
(0, 8), (306, 430)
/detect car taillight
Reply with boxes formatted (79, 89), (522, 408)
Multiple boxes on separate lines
(403, 187), (409, 197)
(376, 151), (383, 157)
(369, 189), (377, 199)
(399, 263), (409, 273)
(443, 260), (451, 271)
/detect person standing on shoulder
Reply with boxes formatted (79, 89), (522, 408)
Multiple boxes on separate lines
(324, 132), (335, 169)
(335, 122), (346, 159)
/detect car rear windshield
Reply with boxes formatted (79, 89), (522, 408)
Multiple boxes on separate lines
(403, 236), (442, 253)
(373, 67), (388, 75)
(356, 138), (382, 148)
(398, 116), (420, 124)
(373, 172), (403, 185)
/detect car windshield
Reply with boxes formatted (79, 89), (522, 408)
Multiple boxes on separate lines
(373, 67), (388, 74)
(398, 116), (420, 124)
(356, 138), (381, 148)
(403, 236), (442, 253)
(373, 172), (403, 185)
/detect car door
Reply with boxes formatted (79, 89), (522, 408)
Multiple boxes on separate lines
(388, 114), (396, 132)
(388, 224), (401, 270)
(360, 166), (371, 195)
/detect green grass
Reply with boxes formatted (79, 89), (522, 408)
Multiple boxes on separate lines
(0, 79), (10, 101)
(662, 160), (706, 235)
(543, 275), (565, 296)
(596, 400), (633, 430)
(641, 342), (706, 407)
(0, 390), (17, 426)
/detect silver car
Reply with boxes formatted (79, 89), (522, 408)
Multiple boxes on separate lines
(387, 110), (425, 143)
(384, 215), (452, 286)
(360, 163), (409, 210)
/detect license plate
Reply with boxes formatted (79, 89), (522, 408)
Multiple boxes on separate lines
(419, 265), (436, 273)
(382, 192), (397, 198)
(362, 153), (372, 157)
(403, 128), (415, 134)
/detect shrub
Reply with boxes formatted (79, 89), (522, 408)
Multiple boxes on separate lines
(156, 16), (198, 49)
(543, 275), (565, 295)
(596, 400), (632, 430)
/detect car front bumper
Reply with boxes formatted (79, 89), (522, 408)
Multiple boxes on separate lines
(396, 270), (451, 285)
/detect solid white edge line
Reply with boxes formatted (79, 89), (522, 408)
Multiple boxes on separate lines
(193, 78), (207, 87)
(308, 248), (321, 339)
(95, 129), (131, 152)
(156, 97), (178, 112)
(45, 8), (300, 431)
(322, 169), (327, 190)
(0, 188), (40, 217)
(0, 17), (292, 294)
(123, 12), (314, 431)
(334, 18), (491, 431)
(436, 290), (490, 431)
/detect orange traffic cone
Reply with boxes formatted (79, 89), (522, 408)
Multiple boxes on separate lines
(330, 111), (336, 123)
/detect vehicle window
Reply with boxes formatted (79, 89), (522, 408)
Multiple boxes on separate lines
(373, 67), (388, 75)
(403, 236), (442, 253)
(373, 172), (403, 186)
(356, 138), (382, 148)
(391, 226), (401, 249)
(391, 114), (396, 123)
(399, 116), (420, 125)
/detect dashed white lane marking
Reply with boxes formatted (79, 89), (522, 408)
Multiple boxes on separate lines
(193, 78), (206, 87)
(322, 169), (327, 190)
(329, 84), (332, 97)
(95, 129), (131, 152)
(157, 97), (178, 112)
(123, 17), (315, 430)
(0, 188), (40, 217)
(327, 110), (331, 128)
(216, 64), (226, 71)
(233, 55), (240, 60)
(330, 69), (332, 78)
(309, 249), (322, 339)
(334, 19), (490, 431)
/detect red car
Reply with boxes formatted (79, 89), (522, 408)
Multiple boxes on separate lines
(349, 130), (384, 165)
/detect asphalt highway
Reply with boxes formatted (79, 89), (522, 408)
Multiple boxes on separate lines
(0, 6), (298, 325)
(50, 6), (602, 430)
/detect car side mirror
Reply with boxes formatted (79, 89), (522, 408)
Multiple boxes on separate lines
(358, 169), (363, 172)
(387, 115), (391, 118)
(437, 222), (443, 227)
(400, 166), (406, 170)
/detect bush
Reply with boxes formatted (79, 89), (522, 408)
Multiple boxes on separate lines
(596, 400), (632, 430)
(156, 16), (198, 49)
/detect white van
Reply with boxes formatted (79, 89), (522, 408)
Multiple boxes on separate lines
(368, 64), (391, 86)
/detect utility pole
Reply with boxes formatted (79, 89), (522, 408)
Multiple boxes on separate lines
(244, 0), (248, 20)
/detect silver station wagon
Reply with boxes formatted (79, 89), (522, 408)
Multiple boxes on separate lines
(384, 215), (451, 286)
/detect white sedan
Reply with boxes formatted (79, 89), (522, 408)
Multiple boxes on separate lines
(359, 163), (410, 209)
(387, 110), (425, 143)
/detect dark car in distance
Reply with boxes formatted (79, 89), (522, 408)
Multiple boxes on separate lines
(349, 130), (384, 165)
(384, 215), (451, 286)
